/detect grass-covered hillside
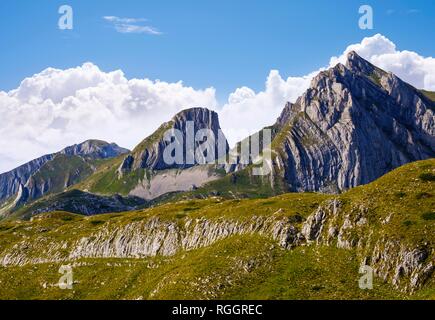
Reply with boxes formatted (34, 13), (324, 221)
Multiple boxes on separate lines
(421, 90), (435, 102)
(0, 159), (433, 300)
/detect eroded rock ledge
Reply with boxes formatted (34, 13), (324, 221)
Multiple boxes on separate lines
(0, 199), (433, 292)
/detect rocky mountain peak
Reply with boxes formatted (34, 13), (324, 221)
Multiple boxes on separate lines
(61, 139), (129, 159)
(275, 102), (302, 127)
(172, 107), (219, 127)
(345, 50), (378, 75)
(119, 107), (229, 174)
(266, 53), (435, 193)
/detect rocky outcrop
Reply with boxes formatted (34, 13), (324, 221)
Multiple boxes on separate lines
(0, 212), (300, 267)
(1, 198), (432, 292)
(298, 199), (434, 292)
(109, 108), (229, 200)
(68, 215), (299, 260)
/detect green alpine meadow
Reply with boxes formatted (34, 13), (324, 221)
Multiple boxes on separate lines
(0, 158), (434, 299)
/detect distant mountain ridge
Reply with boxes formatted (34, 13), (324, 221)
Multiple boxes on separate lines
(61, 140), (129, 160)
(0, 140), (129, 214)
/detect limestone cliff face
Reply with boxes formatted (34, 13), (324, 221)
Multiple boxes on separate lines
(250, 51), (435, 192)
(118, 107), (229, 174)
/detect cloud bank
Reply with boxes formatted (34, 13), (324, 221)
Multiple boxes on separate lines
(0, 34), (434, 173)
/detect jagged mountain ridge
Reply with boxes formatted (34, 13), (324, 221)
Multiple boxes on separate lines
(226, 51), (435, 193)
(0, 140), (129, 214)
(62, 140), (129, 160)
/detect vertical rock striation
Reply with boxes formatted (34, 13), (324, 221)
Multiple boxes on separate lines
(235, 51), (435, 193)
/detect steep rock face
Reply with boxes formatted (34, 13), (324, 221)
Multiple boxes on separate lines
(0, 140), (129, 211)
(0, 154), (55, 204)
(119, 107), (229, 174)
(269, 51), (435, 192)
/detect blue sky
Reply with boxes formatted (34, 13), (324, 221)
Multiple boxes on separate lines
(1, 0), (434, 101)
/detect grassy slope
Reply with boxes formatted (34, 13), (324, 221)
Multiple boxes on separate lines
(74, 121), (175, 197)
(341, 160), (435, 246)
(0, 159), (433, 299)
(29, 154), (94, 194)
(71, 155), (125, 194)
(421, 90), (435, 102)
(187, 168), (279, 199)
